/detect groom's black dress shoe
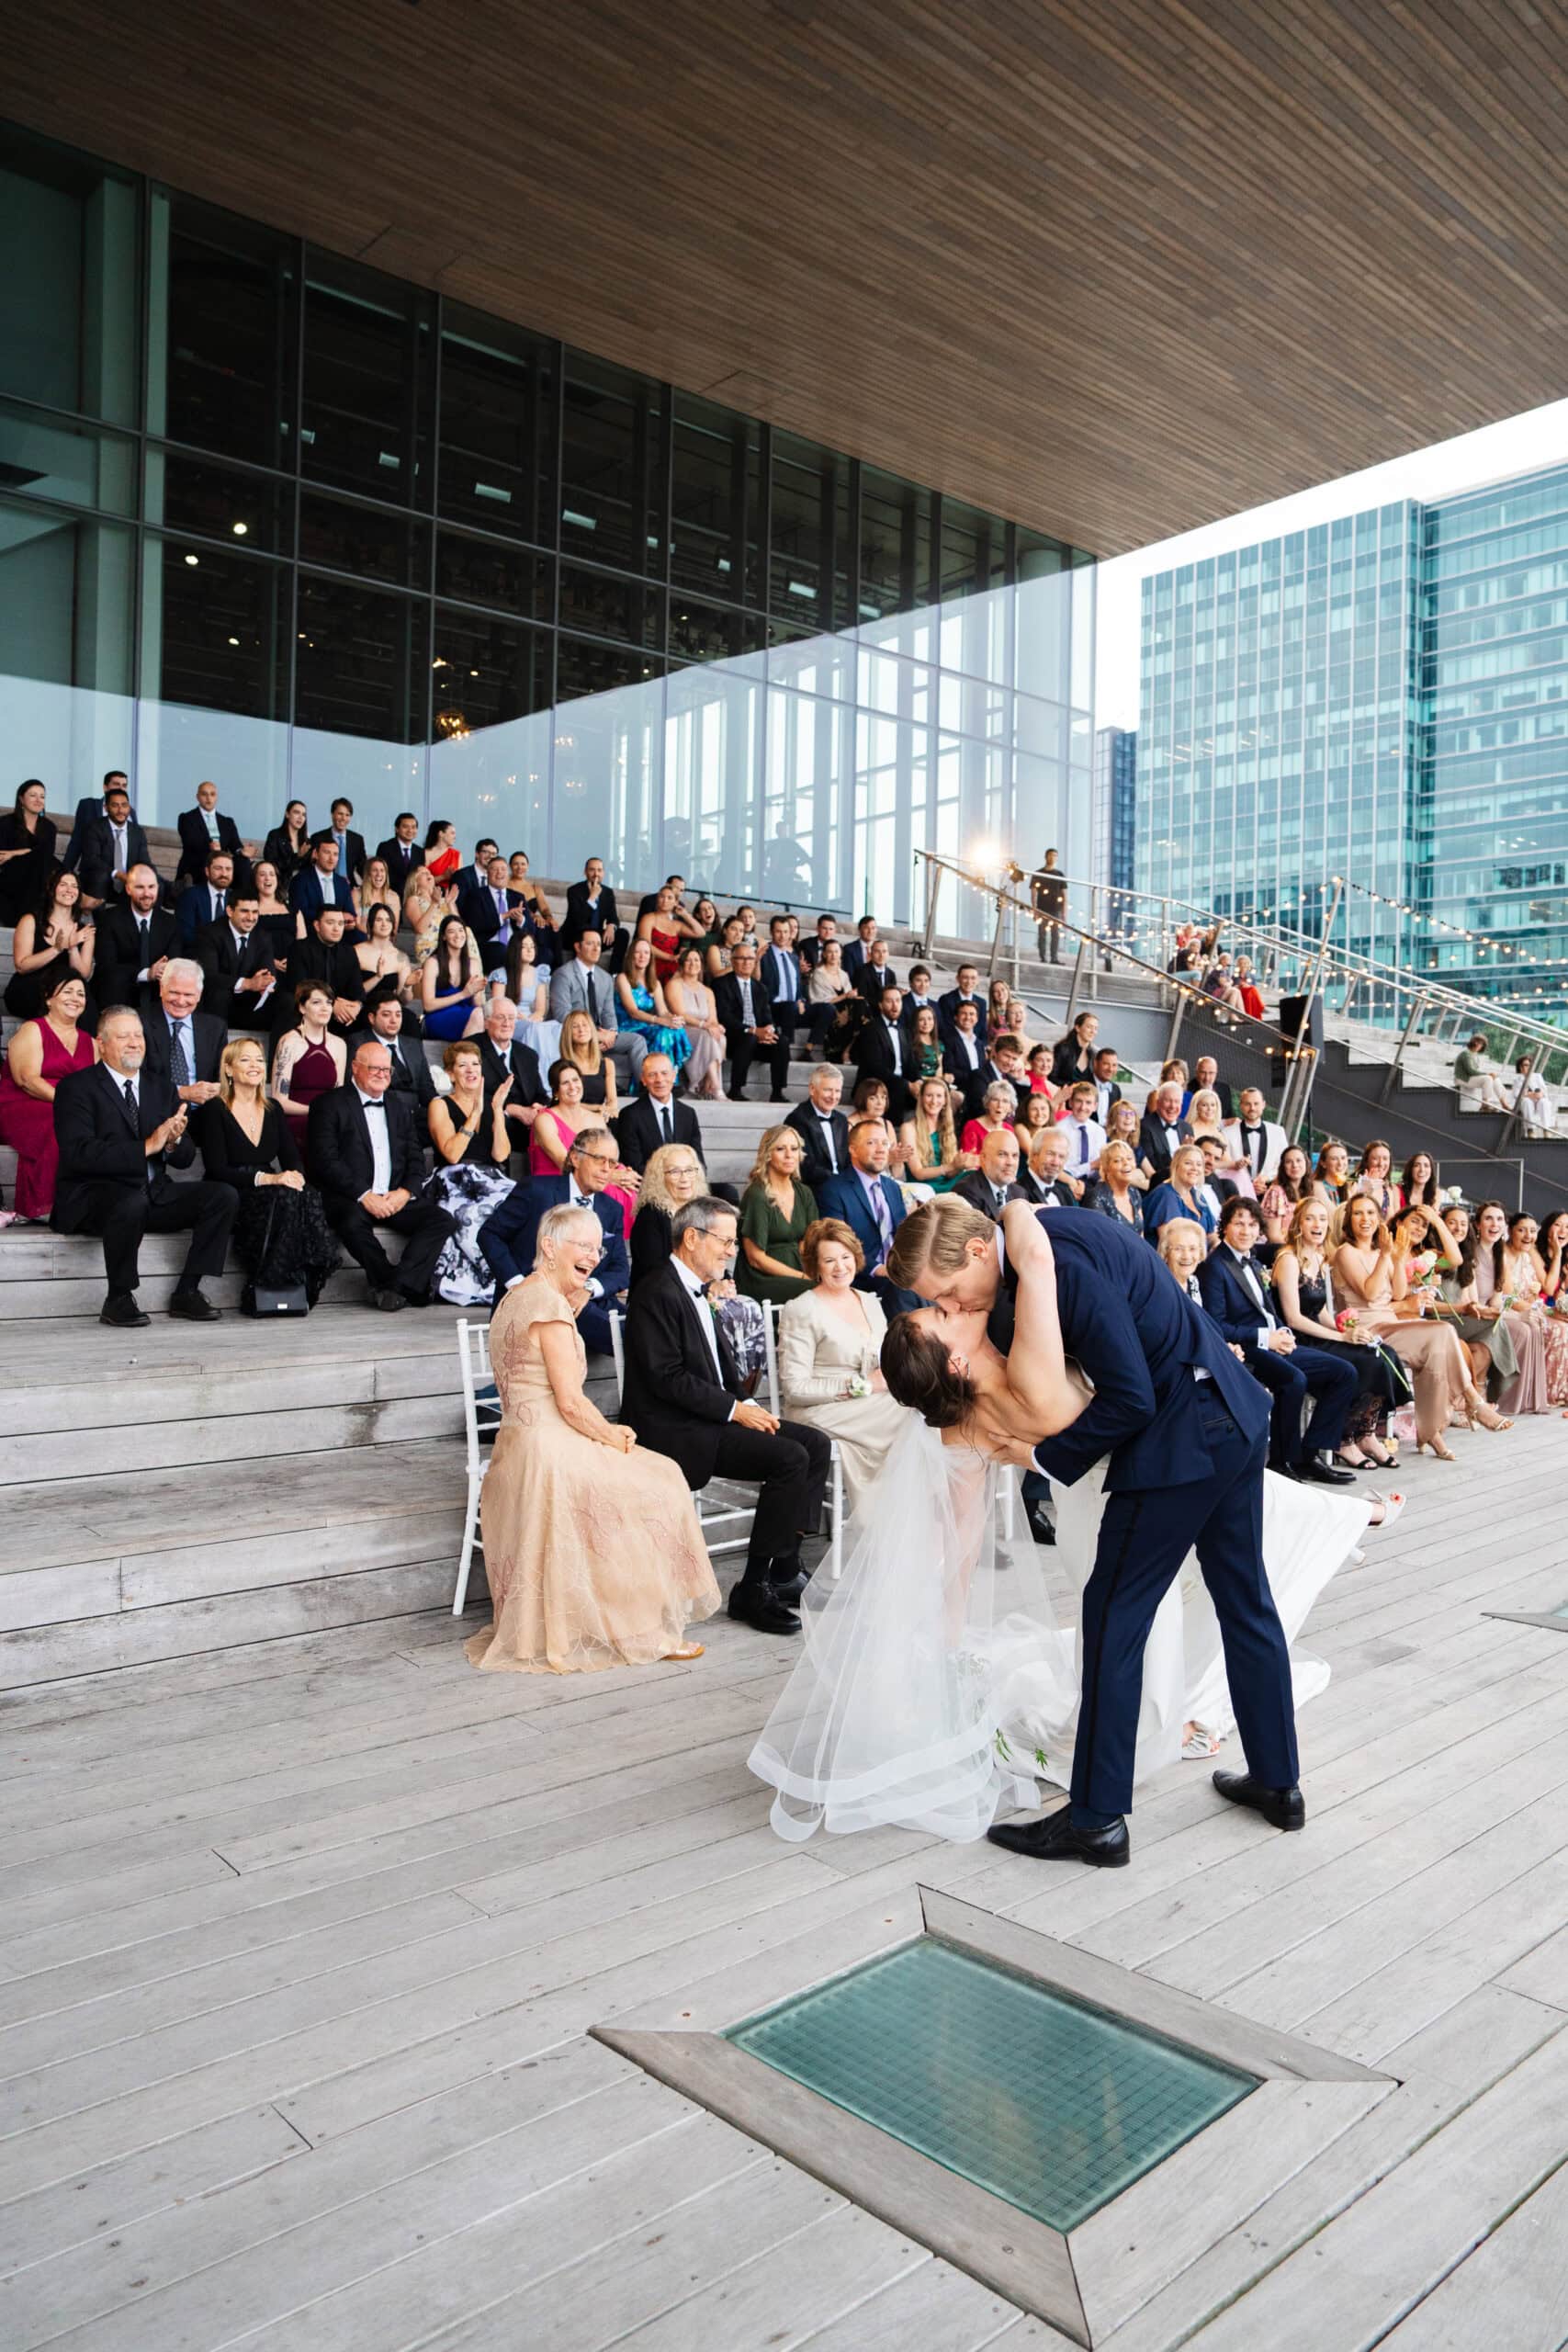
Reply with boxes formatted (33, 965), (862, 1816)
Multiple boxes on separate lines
(987, 1809), (1130, 1868)
(728, 1582), (800, 1636)
(1301, 1455), (1356, 1486)
(767, 1553), (809, 1603)
(1213, 1770), (1305, 1830)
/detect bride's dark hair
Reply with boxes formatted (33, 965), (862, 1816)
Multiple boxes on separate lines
(880, 1314), (976, 1429)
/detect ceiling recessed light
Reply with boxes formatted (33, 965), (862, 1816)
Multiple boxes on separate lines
(227, 636), (240, 647)
(184, 553), (199, 567)
(231, 521), (249, 537)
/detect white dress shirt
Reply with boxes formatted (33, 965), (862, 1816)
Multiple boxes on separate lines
(1226, 1242), (1276, 1349)
(882, 1019), (903, 1075)
(952, 1029), (981, 1071)
(1062, 1115), (1107, 1174)
(355, 1085), (393, 1195)
(671, 1253), (736, 1415)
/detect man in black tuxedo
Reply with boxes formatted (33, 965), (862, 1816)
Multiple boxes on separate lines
(784, 1064), (850, 1191)
(51, 1007), (236, 1327)
(73, 782), (150, 907)
(454, 837), (500, 913)
(715, 945), (790, 1102)
(289, 837), (359, 930)
(375, 812), (422, 897)
(309, 796), (367, 888)
(899, 963), (940, 1036)
(621, 1196), (831, 1635)
(943, 998), (986, 1095)
(175, 850), (236, 945)
(1137, 1081), (1192, 1183)
(798, 913), (840, 976)
(1198, 1197), (1357, 1486)
(854, 983), (915, 1124)
(1028, 1126), (1084, 1208)
(195, 892), (278, 1027)
(960, 1034), (1027, 1124)
(954, 1128), (1032, 1221)
(349, 998), (435, 1113)
(175, 779), (254, 890)
(461, 854), (527, 978)
(306, 1037), (455, 1308)
(278, 908), (364, 1041)
(138, 960), (227, 1110)
(94, 864), (177, 1008)
(937, 963), (988, 1045)
(852, 939), (900, 1012)
(477, 996), (547, 1161)
(614, 1051), (705, 1175)
(478, 1127), (629, 1348)
(558, 854), (626, 967)
(760, 913), (807, 1051)
(62, 769), (135, 876)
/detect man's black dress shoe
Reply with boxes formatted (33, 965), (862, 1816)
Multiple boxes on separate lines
(368, 1286), (406, 1311)
(1027, 1505), (1056, 1546)
(768, 1554), (809, 1603)
(1213, 1770), (1305, 1830)
(399, 1286), (434, 1306)
(1300, 1455), (1355, 1486)
(770, 1091), (789, 1103)
(987, 1808), (1130, 1867)
(168, 1291), (220, 1321)
(101, 1292), (150, 1329)
(727, 1090), (749, 1102)
(728, 1582), (801, 1635)
(1270, 1461), (1301, 1482)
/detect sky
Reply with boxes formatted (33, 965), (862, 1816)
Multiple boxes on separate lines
(1093, 395), (1568, 733)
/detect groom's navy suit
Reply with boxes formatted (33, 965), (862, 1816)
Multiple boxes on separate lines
(991, 1207), (1297, 1819)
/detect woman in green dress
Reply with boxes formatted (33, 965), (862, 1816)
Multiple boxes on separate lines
(1423, 1200), (1518, 1394)
(736, 1124), (818, 1304)
(897, 1074), (973, 1193)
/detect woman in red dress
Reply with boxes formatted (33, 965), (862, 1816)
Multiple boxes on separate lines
(423, 819), (461, 881)
(636, 883), (683, 984)
(0, 970), (96, 1220)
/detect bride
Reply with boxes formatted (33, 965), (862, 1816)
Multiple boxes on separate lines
(750, 1203), (1381, 1843)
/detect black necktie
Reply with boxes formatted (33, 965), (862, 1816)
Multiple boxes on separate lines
(137, 918), (150, 965)
(658, 1103), (672, 1145)
(121, 1078), (137, 1121)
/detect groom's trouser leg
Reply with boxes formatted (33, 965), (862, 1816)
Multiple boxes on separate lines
(1070, 1395), (1294, 1818)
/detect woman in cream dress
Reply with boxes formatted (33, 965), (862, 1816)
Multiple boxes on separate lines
(775, 1216), (908, 1509)
(467, 1204), (719, 1674)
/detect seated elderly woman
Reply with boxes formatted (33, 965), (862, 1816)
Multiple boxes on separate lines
(1144, 1140), (1217, 1243)
(776, 1216), (908, 1509)
(960, 1077), (1019, 1158)
(628, 1139), (766, 1385)
(425, 1039), (516, 1304)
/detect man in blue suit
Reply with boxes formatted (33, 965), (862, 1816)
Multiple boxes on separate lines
(815, 1118), (921, 1309)
(1197, 1197), (1358, 1487)
(476, 1124), (627, 1354)
(886, 1198), (1301, 1867)
(289, 837), (359, 929)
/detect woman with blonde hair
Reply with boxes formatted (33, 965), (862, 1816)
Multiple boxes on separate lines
(1333, 1193), (1504, 1456)
(1144, 1140), (1216, 1242)
(425, 1039), (516, 1304)
(665, 944), (725, 1099)
(1087, 1137), (1145, 1234)
(1100, 1096), (1148, 1185)
(736, 1123), (818, 1304)
(198, 1035), (339, 1306)
(630, 1142), (767, 1379)
(467, 1203), (718, 1674)
(1273, 1194), (1403, 1467)
(899, 1074), (972, 1192)
(355, 855), (401, 929)
(558, 1005), (618, 1112)
(777, 1217), (907, 1507)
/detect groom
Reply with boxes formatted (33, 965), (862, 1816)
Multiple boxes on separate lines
(885, 1200), (1303, 1867)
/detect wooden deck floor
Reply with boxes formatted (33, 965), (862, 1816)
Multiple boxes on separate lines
(2, 1418), (1568, 2349)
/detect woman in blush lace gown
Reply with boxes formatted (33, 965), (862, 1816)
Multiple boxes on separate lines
(467, 1204), (720, 1675)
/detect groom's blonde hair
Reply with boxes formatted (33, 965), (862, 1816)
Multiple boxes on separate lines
(886, 1194), (995, 1290)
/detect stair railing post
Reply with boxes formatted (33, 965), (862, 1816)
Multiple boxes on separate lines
(985, 888), (1007, 988)
(1063, 931), (1089, 1030)
(919, 852), (941, 959)
(1163, 981), (1188, 1069)
(1380, 989), (1428, 1105)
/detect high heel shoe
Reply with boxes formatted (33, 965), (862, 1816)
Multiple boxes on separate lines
(1467, 1399), (1513, 1431)
(1416, 1434), (1457, 1461)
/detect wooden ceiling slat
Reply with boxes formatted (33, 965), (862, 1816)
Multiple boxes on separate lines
(5, 0), (1568, 553)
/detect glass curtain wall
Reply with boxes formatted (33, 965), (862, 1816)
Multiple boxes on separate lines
(0, 122), (1096, 932)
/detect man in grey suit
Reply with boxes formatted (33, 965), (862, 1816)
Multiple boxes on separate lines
(547, 930), (645, 1089)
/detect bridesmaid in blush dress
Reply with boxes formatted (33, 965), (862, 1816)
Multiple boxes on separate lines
(467, 1204), (719, 1673)
(0, 972), (95, 1219)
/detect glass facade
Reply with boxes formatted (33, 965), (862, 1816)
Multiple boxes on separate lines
(1136, 506), (1422, 972)
(1092, 724), (1136, 922)
(0, 123), (1096, 930)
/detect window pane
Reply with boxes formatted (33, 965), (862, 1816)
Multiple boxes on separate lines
(555, 635), (663, 704)
(558, 560), (662, 649)
(0, 129), (141, 427)
(146, 535), (287, 718)
(560, 352), (662, 574)
(435, 528), (550, 618)
(299, 490), (430, 588)
(940, 498), (1006, 604)
(0, 497), (134, 694)
(150, 447), (292, 551)
(158, 197), (296, 463)
(301, 254), (434, 507)
(432, 605), (552, 733)
(771, 432), (852, 631)
(671, 392), (761, 605)
(860, 468), (934, 622)
(294, 571), (423, 741)
(438, 304), (555, 544)
(0, 399), (136, 515)
(669, 597), (765, 662)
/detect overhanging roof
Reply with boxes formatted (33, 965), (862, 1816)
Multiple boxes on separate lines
(7, 0), (1568, 555)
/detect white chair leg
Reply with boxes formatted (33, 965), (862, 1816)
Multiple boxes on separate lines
(453, 1484), (479, 1615)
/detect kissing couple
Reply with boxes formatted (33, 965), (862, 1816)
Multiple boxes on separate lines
(750, 1196), (1376, 1867)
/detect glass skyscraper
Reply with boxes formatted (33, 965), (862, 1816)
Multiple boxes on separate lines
(0, 123), (1096, 934)
(1092, 725), (1136, 925)
(1137, 462), (1568, 1012)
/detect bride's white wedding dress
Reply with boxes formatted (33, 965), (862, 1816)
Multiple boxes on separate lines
(750, 1418), (1370, 1844)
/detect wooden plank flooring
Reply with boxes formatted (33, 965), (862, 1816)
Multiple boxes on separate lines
(1, 1420), (1567, 2348)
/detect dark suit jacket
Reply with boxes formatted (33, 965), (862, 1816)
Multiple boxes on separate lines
(348, 1024), (436, 1111)
(953, 1171), (1032, 1222)
(620, 1256), (744, 1487)
(477, 1176), (628, 1305)
(139, 1004), (228, 1094)
(843, 939), (881, 978)
(93, 902), (178, 1010)
(853, 1016), (914, 1102)
(281, 937), (366, 1031)
(1196, 1246), (1282, 1353)
(713, 973), (773, 1039)
(998, 1207), (1269, 1493)
(194, 919), (276, 1025)
(815, 1168), (907, 1289)
(264, 824), (311, 885)
(478, 1035), (547, 1112)
(309, 827), (368, 884)
(937, 988), (988, 1045)
(759, 943), (807, 1011)
(306, 1083), (426, 1203)
(176, 808), (250, 888)
(1050, 1036), (1097, 1087)
(558, 880), (623, 954)
(63, 793), (137, 873)
(784, 1101), (851, 1191)
(961, 1057), (1016, 1122)
(614, 1091), (705, 1175)
(853, 961), (901, 1012)
(942, 1025), (987, 1096)
(175, 882), (235, 944)
(1137, 1112), (1194, 1183)
(289, 866), (359, 923)
(459, 882), (526, 950)
(376, 835), (421, 894)
(51, 1061), (194, 1231)
(1184, 1080), (1236, 1121)
(73, 813), (151, 899)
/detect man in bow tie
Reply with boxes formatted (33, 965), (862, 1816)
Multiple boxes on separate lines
(1219, 1086), (1287, 1188)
